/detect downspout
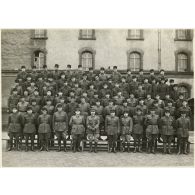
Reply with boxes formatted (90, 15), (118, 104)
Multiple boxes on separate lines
(158, 29), (161, 70)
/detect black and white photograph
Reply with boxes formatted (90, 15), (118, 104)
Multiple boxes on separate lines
(1, 28), (194, 167)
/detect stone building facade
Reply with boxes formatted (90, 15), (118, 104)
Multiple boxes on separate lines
(1, 29), (194, 112)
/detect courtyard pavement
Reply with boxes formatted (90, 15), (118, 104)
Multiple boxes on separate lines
(2, 131), (194, 167)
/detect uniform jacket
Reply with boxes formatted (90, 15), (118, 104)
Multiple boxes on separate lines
(69, 115), (85, 135)
(53, 111), (68, 132)
(8, 112), (23, 133)
(17, 101), (29, 112)
(132, 115), (144, 134)
(38, 114), (51, 133)
(23, 113), (37, 134)
(145, 114), (159, 134)
(8, 94), (20, 111)
(105, 116), (120, 135)
(120, 116), (133, 135)
(159, 116), (175, 135)
(157, 83), (169, 99)
(176, 117), (190, 137)
(86, 115), (100, 134)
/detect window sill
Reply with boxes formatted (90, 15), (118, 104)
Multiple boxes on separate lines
(31, 37), (48, 40)
(174, 38), (192, 41)
(78, 37), (96, 40)
(126, 38), (144, 41)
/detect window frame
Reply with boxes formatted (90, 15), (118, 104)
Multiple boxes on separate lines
(78, 29), (96, 40)
(31, 49), (47, 69)
(175, 29), (193, 41)
(32, 29), (48, 39)
(126, 29), (144, 40)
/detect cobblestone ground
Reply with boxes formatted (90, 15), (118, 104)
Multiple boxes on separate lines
(2, 141), (194, 167)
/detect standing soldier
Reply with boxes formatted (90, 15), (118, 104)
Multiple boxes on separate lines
(126, 69), (133, 83)
(145, 108), (160, 154)
(53, 104), (68, 152)
(128, 76), (138, 94)
(53, 64), (60, 80)
(145, 94), (154, 109)
(135, 84), (146, 99)
(135, 98), (148, 116)
(175, 93), (185, 110)
(120, 76), (129, 98)
(99, 67), (107, 82)
(38, 107), (52, 151)
(7, 107), (23, 151)
(143, 78), (152, 94)
(65, 64), (73, 81)
(157, 78), (169, 100)
(23, 107), (37, 152)
(148, 69), (156, 84)
(105, 109), (120, 153)
(159, 109), (175, 154)
(177, 99), (191, 119)
(87, 67), (95, 82)
(86, 108), (100, 153)
(164, 100), (176, 117)
(170, 84), (179, 102)
(176, 111), (191, 154)
(8, 88), (20, 113)
(132, 108), (145, 153)
(17, 65), (27, 81)
(151, 78), (158, 99)
(111, 66), (121, 83)
(127, 93), (138, 117)
(17, 97), (29, 116)
(120, 111), (133, 152)
(74, 65), (84, 80)
(69, 108), (85, 152)
(137, 69), (145, 84)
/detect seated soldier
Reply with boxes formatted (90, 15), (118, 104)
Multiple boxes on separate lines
(86, 108), (100, 153)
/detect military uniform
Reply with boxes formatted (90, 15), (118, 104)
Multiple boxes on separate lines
(105, 114), (120, 152)
(53, 110), (68, 151)
(157, 83), (169, 100)
(120, 116), (133, 152)
(145, 113), (160, 153)
(176, 116), (191, 154)
(7, 112), (23, 151)
(86, 115), (100, 152)
(69, 115), (85, 152)
(17, 101), (29, 115)
(8, 94), (20, 113)
(38, 113), (51, 151)
(23, 113), (37, 151)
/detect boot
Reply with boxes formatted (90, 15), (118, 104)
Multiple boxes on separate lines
(25, 140), (28, 152)
(8, 139), (13, 151)
(45, 141), (49, 152)
(168, 143), (172, 154)
(57, 140), (61, 152)
(40, 141), (44, 151)
(63, 140), (67, 152)
(113, 142), (117, 153)
(127, 143), (130, 153)
(121, 142), (125, 152)
(133, 147), (137, 153)
(183, 142), (188, 154)
(177, 146), (181, 155)
(163, 143), (167, 154)
(73, 141), (76, 153)
(31, 141), (34, 151)
(94, 142), (98, 153)
(89, 142), (93, 152)
(138, 141), (142, 153)
(151, 142), (155, 154)
(147, 142), (151, 154)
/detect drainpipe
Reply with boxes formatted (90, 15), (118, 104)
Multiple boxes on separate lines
(158, 29), (161, 70)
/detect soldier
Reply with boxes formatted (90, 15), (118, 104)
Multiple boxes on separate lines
(104, 100), (116, 117)
(11, 79), (23, 96)
(23, 90), (30, 103)
(145, 108), (160, 154)
(102, 93), (112, 107)
(38, 107), (52, 151)
(143, 78), (152, 94)
(135, 98), (148, 116)
(89, 93), (99, 106)
(26, 80), (38, 95)
(54, 91), (65, 106)
(177, 99), (191, 118)
(168, 79), (175, 95)
(157, 78), (169, 100)
(111, 66), (121, 83)
(8, 88), (20, 113)
(126, 69), (133, 83)
(144, 94), (154, 109)
(152, 100), (164, 118)
(30, 99), (40, 131)
(79, 97), (90, 120)
(42, 65), (50, 81)
(65, 64), (73, 81)
(151, 78), (158, 99)
(155, 94), (165, 109)
(175, 93), (185, 110)
(86, 108), (100, 153)
(135, 84), (146, 99)
(7, 107), (23, 151)
(80, 73), (89, 91)
(176, 111), (191, 154)
(100, 83), (111, 99)
(69, 108), (85, 152)
(55, 98), (68, 113)
(42, 90), (54, 105)
(44, 99), (55, 116)
(159, 109), (175, 154)
(87, 67), (95, 82)
(53, 64), (60, 80)
(120, 111), (133, 152)
(23, 106), (37, 152)
(74, 65), (84, 80)
(93, 75), (102, 91)
(53, 104), (68, 152)
(17, 97), (29, 115)
(164, 100), (176, 117)
(105, 109), (120, 153)
(29, 65), (39, 81)
(17, 65), (27, 81)
(137, 69), (145, 84)
(57, 72), (66, 91)
(128, 76), (138, 94)
(157, 69), (167, 82)
(127, 93), (137, 117)
(148, 69), (156, 84)
(170, 84), (179, 102)
(99, 67), (107, 82)
(120, 100), (131, 117)
(132, 108), (145, 153)
(36, 75), (45, 96)
(87, 83), (97, 99)
(112, 82), (121, 97)
(29, 90), (42, 105)
(164, 94), (175, 107)
(120, 76), (129, 98)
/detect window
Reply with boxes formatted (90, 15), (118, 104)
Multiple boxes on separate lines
(175, 29), (192, 41)
(129, 52), (141, 71)
(177, 53), (188, 72)
(79, 29), (96, 40)
(81, 52), (93, 70)
(34, 29), (47, 38)
(78, 47), (96, 70)
(34, 51), (45, 69)
(127, 29), (144, 40)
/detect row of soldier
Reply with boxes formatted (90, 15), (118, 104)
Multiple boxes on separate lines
(7, 64), (192, 154)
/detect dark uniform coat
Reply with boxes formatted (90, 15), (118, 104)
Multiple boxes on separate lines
(132, 115), (144, 134)
(69, 115), (85, 135)
(53, 111), (68, 132)
(120, 116), (133, 135)
(38, 114), (51, 134)
(176, 117), (190, 137)
(159, 116), (175, 135)
(8, 112), (23, 133)
(145, 114), (159, 134)
(23, 113), (37, 134)
(105, 116), (120, 135)
(86, 115), (100, 134)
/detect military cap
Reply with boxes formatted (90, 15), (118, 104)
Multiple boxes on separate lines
(110, 109), (116, 113)
(153, 100), (159, 104)
(150, 69), (154, 72)
(180, 110), (187, 115)
(169, 79), (174, 83)
(89, 67), (93, 70)
(95, 99), (101, 102)
(167, 100), (173, 104)
(21, 65), (26, 69)
(12, 88), (18, 92)
(75, 107), (81, 112)
(26, 74), (32, 79)
(32, 65), (36, 69)
(149, 107), (156, 112)
(160, 69), (165, 72)
(12, 106), (18, 110)
(78, 65), (82, 68)
(47, 73), (53, 79)
(31, 99), (37, 102)
(132, 75), (137, 79)
(136, 108), (142, 112)
(182, 99), (188, 103)
(100, 67), (105, 70)
(15, 79), (19, 83)
(56, 103), (63, 108)
(90, 107), (96, 112)
(67, 64), (71, 68)
(113, 66), (117, 69)
(60, 71), (66, 76)
(89, 83), (94, 86)
(127, 68), (131, 72)
(42, 107), (48, 112)
(179, 93), (184, 96)
(173, 84), (178, 87)
(139, 69), (143, 72)
(43, 65), (47, 69)
(46, 99), (52, 102)
(54, 64), (59, 68)
(138, 97), (144, 101)
(27, 106), (33, 111)
(164, 108), (171, 113)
